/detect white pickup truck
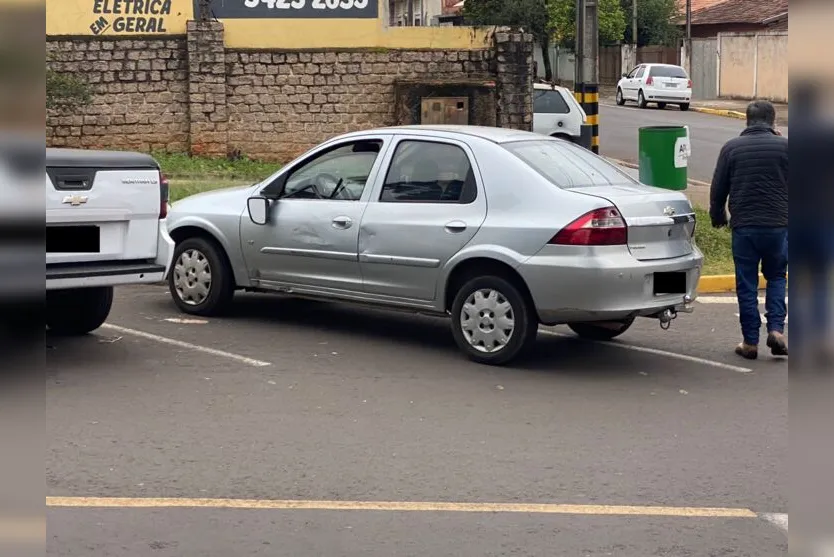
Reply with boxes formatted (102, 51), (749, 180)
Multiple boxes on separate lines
(46, 148), (175, 335)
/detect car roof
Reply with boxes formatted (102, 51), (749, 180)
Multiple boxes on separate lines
(643, 63), (684, 68)
(533, 82), (570, 92)
(333, 125), (546, 145)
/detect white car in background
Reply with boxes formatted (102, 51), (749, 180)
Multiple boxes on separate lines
(532, 83), (587, 142)
(616, 63), (692, 111)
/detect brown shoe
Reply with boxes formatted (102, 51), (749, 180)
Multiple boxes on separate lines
(766, 332), (789, 357)
(735, 343), (758, 360)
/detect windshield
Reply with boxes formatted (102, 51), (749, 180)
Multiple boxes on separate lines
(650, 66), (688, 78)
(503, 140), (638, 188)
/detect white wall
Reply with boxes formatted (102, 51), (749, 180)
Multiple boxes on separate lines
(533, 43), (576, 82)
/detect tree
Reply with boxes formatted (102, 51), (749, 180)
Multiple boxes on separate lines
(464, 0), (556, 81)
(620, 0), (681, 46)
(549, 0), (627, 49)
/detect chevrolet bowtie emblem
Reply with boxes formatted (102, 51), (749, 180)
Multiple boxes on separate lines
(62, 194), (89, 206)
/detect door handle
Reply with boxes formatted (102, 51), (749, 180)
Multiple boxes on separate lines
(332, 216), (353, 229)
(445, 220), (467, 233)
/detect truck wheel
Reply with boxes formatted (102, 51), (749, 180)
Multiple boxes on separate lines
(169, 236), (235, 316)
(450, 276), (538, 366)
(47, 287), (113, 336)
(568, 318), (634, 341)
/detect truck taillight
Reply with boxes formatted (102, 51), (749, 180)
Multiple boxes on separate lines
(159, 171), (169, 219)
(549, 207), (627, 246)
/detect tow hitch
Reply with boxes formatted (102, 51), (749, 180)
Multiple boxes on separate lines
(658, 296), (695, 330)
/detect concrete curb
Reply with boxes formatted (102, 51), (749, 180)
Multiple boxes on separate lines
(697, 274), (787, 294)
(691, 107), (746, 120)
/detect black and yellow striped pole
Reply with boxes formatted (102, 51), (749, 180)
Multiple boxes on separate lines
(574, 83), (600, 154)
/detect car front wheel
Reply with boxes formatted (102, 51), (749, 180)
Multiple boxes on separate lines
(169, 236), (235, 316)
(568, 318), (635, 341)
(616, 88), (625, 106)
(450, 276), (538, 366)
(47, 286), (113, 336)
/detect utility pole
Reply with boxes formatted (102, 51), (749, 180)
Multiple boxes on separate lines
(632, 0), (637, 44)
(683, 0), (692, 75)
(686, 0), (692, 40)
(575, 0), (599, 153)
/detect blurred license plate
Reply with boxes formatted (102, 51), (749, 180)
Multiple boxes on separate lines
(666, 83), (678, 87)
(654, 272), (686, 295)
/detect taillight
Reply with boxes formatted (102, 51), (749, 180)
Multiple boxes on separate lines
(646, 76), (654, 86)
(549, 207), (627, 246)
(687, 79), (693, 88)
(159, 171), (169, 219)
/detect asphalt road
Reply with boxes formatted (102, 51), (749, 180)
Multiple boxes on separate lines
(600, 103), (750, 184)
(46, 286), (788, 556)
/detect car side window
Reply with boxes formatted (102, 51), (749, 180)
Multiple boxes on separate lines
(627, 66), (639, 78)
(380, 140), (476, 204)
(280, 140), (382, 201)
(533, 90), (570, 114)
(635, 66), (646, 79)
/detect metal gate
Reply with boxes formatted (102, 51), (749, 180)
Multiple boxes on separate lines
(690, 38), (718, 100)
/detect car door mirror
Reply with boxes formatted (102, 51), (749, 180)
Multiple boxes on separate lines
(247, 196), (270, 226)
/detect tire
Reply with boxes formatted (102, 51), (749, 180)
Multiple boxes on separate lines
(169, 236), (235, 316)
(615, 88), (625, 106)
(680, 103), (690, 111)
(450, 275), (538, 366)
(47, 286), (113, 336)
(637, 90), (648, 109)
(568, 318), (635, 341)
(657, 102), (667, 110)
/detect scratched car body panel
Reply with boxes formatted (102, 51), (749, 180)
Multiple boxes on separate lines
(165, 125), (703, 365)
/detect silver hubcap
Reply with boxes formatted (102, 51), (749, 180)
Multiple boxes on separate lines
(460, 289), (515, 353)
(617, 90), (622, 102)
(174, 249), (212, 306)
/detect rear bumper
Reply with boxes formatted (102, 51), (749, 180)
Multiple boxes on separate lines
(45, 222), (175, 290)
(46, 260), (166, 290)
(644, 87), (691, 103)
(518, 248), (704, 325)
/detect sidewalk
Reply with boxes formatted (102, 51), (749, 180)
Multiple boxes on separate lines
(691, 99), (789, 126)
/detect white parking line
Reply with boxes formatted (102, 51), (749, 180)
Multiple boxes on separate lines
(698, 296), (788, 305)
(538, 329), (753, 373)
(759, 512), (788, 532)
(100, 323), (272, 367)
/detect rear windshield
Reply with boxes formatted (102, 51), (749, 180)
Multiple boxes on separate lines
(533, 90), (570, 114)
(649, 66), (688, 78)
(503, 140), (638, 188)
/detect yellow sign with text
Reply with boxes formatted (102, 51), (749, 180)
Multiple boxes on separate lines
(46, 0), (193, 36)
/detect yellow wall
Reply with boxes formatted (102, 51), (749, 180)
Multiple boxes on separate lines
(47, 0), (193, 36)
(223, 20), (491, 49)
(46, 0), (490, 50)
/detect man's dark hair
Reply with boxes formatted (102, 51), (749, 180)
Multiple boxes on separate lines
(746, 100), (776, 128)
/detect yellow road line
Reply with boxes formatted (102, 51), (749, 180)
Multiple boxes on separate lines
(46, 497), (757, 518)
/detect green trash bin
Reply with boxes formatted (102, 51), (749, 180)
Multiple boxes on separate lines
(638, 126), (690, 190)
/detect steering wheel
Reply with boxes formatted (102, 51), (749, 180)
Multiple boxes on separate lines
(314, 173), (340, 194)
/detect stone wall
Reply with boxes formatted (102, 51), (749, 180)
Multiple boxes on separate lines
(47, 25), (533, 161)
(46, 37), (190, 152)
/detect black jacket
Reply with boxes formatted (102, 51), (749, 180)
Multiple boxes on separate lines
(709, 125), (788, 229)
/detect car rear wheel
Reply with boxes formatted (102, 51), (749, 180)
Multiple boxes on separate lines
(169, 237), (235, 316)
(680, 103), (690, 111)
(615, 88), (625, 106)
(450, 276), (538, 366)
(657, 102), (667, 110)
(637, 90), (648, 109)
(47, 286), (113, 336)
(568, 318), (635, 341)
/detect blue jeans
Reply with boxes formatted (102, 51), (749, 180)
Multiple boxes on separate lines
(732, 227), (788, 345)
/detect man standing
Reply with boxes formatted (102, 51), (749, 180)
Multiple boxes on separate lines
(710, 100), (789, 360)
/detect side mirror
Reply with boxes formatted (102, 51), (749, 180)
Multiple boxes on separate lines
(247, 196), (270, 226)
(622, 73), (628, 78)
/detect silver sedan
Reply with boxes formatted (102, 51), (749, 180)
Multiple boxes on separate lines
(165, 125), (703, 365)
